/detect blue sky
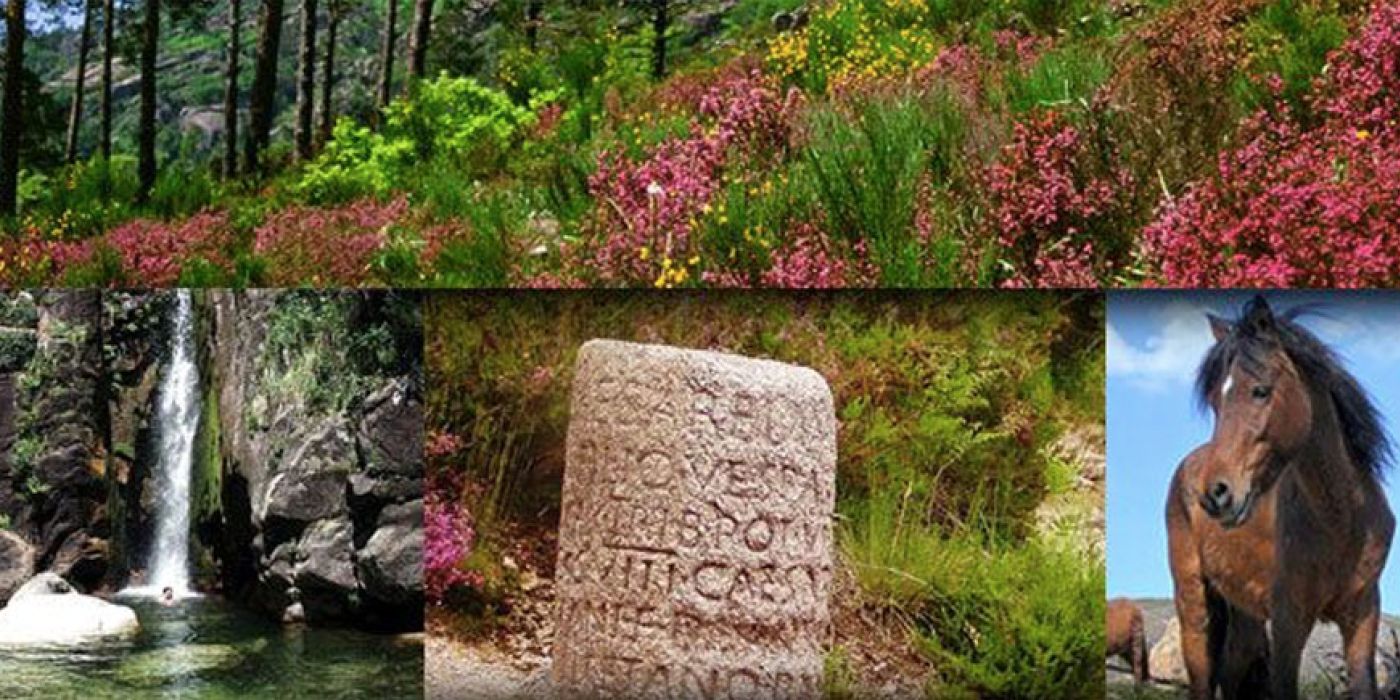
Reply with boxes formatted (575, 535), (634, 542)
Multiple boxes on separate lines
(1107, 291), (1400, 611)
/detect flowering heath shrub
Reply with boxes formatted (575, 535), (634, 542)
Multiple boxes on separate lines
(759, 224), (875, 288)
(1144, 1), (1400, 287)
(102, 211), (235, 286)
(0, 232), (90, 286)
(254, 197), (409, 286)
(585, 69), (799, 285)
(984, 111), (1134, 288)
(2, 211), (233, 286)
(425, 489), (482, 603)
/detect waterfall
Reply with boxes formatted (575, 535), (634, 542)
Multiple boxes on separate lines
(142, 290), (201, 598)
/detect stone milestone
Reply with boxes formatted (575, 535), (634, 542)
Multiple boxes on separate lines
(552, 340), (837, 699)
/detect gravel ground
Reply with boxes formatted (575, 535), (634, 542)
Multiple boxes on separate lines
(426, 634), (552, 700)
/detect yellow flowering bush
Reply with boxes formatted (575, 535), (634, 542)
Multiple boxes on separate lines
(766, 0), (942, 92)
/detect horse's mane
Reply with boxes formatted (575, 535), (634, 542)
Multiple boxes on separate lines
(1195, 296), (1393, 480)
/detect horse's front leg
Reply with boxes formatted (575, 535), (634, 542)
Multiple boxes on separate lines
(1269, 589), (1314, 700)
(1175, 575), (1214, 700)
(1338, 584), (1381, 700)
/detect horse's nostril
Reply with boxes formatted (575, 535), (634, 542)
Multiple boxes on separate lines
(1209, 480), (1233, 511)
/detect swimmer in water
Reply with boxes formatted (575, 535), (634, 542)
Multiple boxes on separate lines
(161, 586), (175, 606)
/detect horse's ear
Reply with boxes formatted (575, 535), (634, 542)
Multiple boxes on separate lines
(1242, 295), (1277, 336)
(1208, 314), (1232, 342)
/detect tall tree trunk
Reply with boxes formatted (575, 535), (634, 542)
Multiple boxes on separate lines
(651, 0), (667, 80)
(222, 0), (241, 178)
(100, 0), (114, 161)
(65, 0), (96, 165)
(525, 0), (541, 51)
(317, 2), (337, 146)
(406, 0), (433, 81)
(293, 0), (316, 161)
(377, 0), (396, 111)
(1, 0), (27, 216)
(243, 0), (284, 175)
(136, 0), (159, 203)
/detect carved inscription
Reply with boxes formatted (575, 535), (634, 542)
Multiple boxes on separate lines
(553, 340), (837, 699)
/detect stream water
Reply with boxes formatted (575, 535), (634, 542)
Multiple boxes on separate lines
(0, 597), (424, 698)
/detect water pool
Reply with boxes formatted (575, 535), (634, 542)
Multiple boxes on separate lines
(0, 596), (423, 698)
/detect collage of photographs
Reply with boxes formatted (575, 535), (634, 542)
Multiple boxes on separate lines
(0, 0), (1398, 698)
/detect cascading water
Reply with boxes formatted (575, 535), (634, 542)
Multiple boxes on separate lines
(132, 290), (201, 598)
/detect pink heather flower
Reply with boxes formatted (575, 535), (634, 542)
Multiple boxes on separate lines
(254, 196), (409, 286)
(983, 111), (1133, 288)
(425, 431), (465, 459)
(2, 210), (234, 286)
(585, 69), (799, 284)
(1143, 0), (1400, 287)
(103, 210), (235, 286)
(425, 489), (482, 603)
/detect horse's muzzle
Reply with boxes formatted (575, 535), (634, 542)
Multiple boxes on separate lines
(1199, 483), (1256, 529)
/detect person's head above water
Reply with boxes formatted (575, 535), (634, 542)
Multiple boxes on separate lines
(162, 586), (173, 600)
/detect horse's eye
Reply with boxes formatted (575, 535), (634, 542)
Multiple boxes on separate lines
(1252, 384), (1272, 400)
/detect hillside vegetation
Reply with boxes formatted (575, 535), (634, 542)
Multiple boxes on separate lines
(1, 0), (1396, 287)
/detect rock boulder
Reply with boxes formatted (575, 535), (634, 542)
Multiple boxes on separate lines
(0, 572), (139, 645)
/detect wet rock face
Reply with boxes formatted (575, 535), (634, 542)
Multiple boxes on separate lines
(210, 290), (424, 630)
(0, 292), (109, 592)
(553, 340), (837, 700)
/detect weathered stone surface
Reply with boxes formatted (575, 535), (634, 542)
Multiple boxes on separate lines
(297, 517), (357, 594)
(1148, 617), (1187, 685)
(0, 530), (35, 603)
(2, 292), (109, 592)
(552, 340), (837, 699)
(1147, 613), (1400, 691)
(357, 500), (424, 605)
(358, 379), (423, 477)
(261, 470), (349, 524)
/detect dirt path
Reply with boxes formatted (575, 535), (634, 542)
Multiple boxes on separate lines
(426, 633), (551, 700)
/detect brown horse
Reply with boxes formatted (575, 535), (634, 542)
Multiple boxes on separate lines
(1107, 598), (1150, 683)
(1167, 296), (1395, 700)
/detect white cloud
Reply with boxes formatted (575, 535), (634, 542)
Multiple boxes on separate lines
(1107, 302), (1216, 392)
(1110, 295), (1400, 393)
(1303, 305), (1400, 365)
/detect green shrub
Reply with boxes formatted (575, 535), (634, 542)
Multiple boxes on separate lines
(0, 329), (38, 373)
(1233, 0), (1348, 115)
(388, 75), (546, 167)
(261, 292), (418, 414)
(1002, 44), (1111, 115)
(0, 295), (37, 328)
(802, 93), (967, 285)
(429, 194), (519, 288)
(297, 76), (550, 203)
(913, 535), (1105, 699)
(148, 165), (218, 219)
(296, 121), (415, 203)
